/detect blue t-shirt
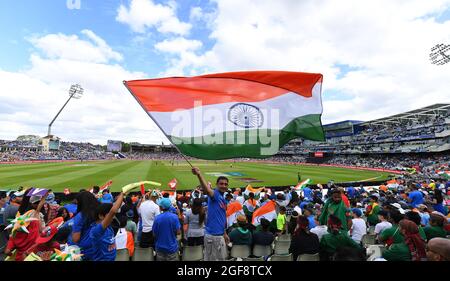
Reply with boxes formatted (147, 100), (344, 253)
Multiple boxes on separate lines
(100, 193), (113, 204)
(433, 204), (447, 215)
(64, 203), (78, 215)
(90, 223), (116, 261)
(408, 190), (424, 208)
(307, 215), (316, 229)
(152, 211), (181, 254)
(67, 212), (95, 260)
(347, 187), (356, 199)
(420, 213), (430, 226)
(205, 189), (227, 236)
(299, 201), (310, 210)
(303, 187), (313, 201)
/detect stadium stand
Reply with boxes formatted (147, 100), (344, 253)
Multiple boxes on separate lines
(0, 104), (449, 262)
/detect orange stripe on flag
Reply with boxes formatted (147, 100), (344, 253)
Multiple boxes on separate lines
(246, 185), (264, 194)
(252, 200), (276, 224)
(226, 201), (243, 217)
(125, 71), (322, 112)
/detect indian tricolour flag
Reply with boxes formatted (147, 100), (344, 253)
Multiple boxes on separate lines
(226, 201), (244, 228)
(294, 178), (312, 190)
(437, 170), (450, 179)
(124, 71), (324, 160)
(252, 200), (277, 226)
(244, 184), (264, 198)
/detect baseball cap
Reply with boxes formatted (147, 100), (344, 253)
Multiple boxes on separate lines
(370, 193), (380, 199)
(158, 198), (172, 210)
(378, 210), (389, 218)
(36, 226), (58, 244)
(390, 203), (406, 214)
(13, 190), (25, 197)
(352, 208), (362, 217)
(45, 193), (55, 203)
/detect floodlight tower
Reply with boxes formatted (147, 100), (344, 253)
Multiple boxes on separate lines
(47, 84), (84, 136)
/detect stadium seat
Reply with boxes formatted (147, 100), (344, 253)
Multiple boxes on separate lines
(115, 248), (130, 261)
(252, 244), (272, 257)
(181, 245), (204, 261)
(0, 227), (8, 261)
(366, 245), (386, 261)
(274, 240), (291, 255)
(230, 245), (251, 258)
(132, 247), (155, 261)
(243, 256), (265, 261)
(277, 234), (291, 241)
(361, 234), (377, 248)
(296, 253), (320, 261)
(270, 254), (293, 261)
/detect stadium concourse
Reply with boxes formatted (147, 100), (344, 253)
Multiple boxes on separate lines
(0, 104), (449, 261)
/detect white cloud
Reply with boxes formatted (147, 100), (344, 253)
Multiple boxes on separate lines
(29, 29), (123, 63)
(116, 0), (191, 35)
(0, 31), (169, 144)
(161, 0), (450, 123)
(190, 7), (203, 21)
(155, 37), (202, 54)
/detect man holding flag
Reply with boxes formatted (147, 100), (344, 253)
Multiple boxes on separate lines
(192, 167), (229, 261)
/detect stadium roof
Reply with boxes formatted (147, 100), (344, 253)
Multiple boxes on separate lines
(361, 103), (450, 125)
(323, 120), (364, 128)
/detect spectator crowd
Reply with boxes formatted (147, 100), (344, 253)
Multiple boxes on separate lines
(0, 167), (449, 262)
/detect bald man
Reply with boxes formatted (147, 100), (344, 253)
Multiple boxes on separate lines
(426, 238), (450, 261)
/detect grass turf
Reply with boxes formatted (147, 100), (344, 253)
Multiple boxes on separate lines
(0, 160), (392, 192)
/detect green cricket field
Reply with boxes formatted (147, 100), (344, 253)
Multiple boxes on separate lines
(0, 160), (392, 192)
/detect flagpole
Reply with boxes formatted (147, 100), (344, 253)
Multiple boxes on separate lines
(123, 81), (194, 169)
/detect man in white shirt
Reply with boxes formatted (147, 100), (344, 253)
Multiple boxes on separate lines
(374, 210), (392, 237)
(137, 190), (161, 248)
(350, 208), (367, 243)
(310, 215), (328, 241)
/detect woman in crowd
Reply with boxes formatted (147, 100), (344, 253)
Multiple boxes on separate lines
(424, 213), (447, 241)
(90, 192), (126, 261)
(4, 192), (48, 261)
(383, 219), (426, 261)
(184, 198), (205, 246)
(320, 215), (361, 260)
(67, 191), (99, 260)
(289, 215), (320, 261)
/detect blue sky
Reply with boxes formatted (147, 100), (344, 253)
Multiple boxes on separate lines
(0, 0), (449, 144)
(0, 0), (216, 74)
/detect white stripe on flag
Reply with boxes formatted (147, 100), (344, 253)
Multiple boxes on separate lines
(150, 83), (321, 138)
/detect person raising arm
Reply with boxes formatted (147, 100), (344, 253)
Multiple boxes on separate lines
(192, 167), (229, 261)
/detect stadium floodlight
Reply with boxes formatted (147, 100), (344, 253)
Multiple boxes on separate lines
(47, 84), (84, 136)
(430, 43), (450, 65)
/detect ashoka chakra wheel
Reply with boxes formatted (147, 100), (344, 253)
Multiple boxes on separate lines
(227, 103), (264, 128)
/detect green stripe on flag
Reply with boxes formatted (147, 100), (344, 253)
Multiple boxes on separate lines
(169, 114), (324, 160)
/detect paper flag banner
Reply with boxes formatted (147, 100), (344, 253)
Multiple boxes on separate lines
(27, 188), (48, 197)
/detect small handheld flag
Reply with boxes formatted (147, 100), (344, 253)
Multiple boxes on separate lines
(100, 180), (113, 192)
(122, 181), (161, 195)
(27, 188), (49, 197)
(294, 178), (312, 190)
(168, 178), (178, 190)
